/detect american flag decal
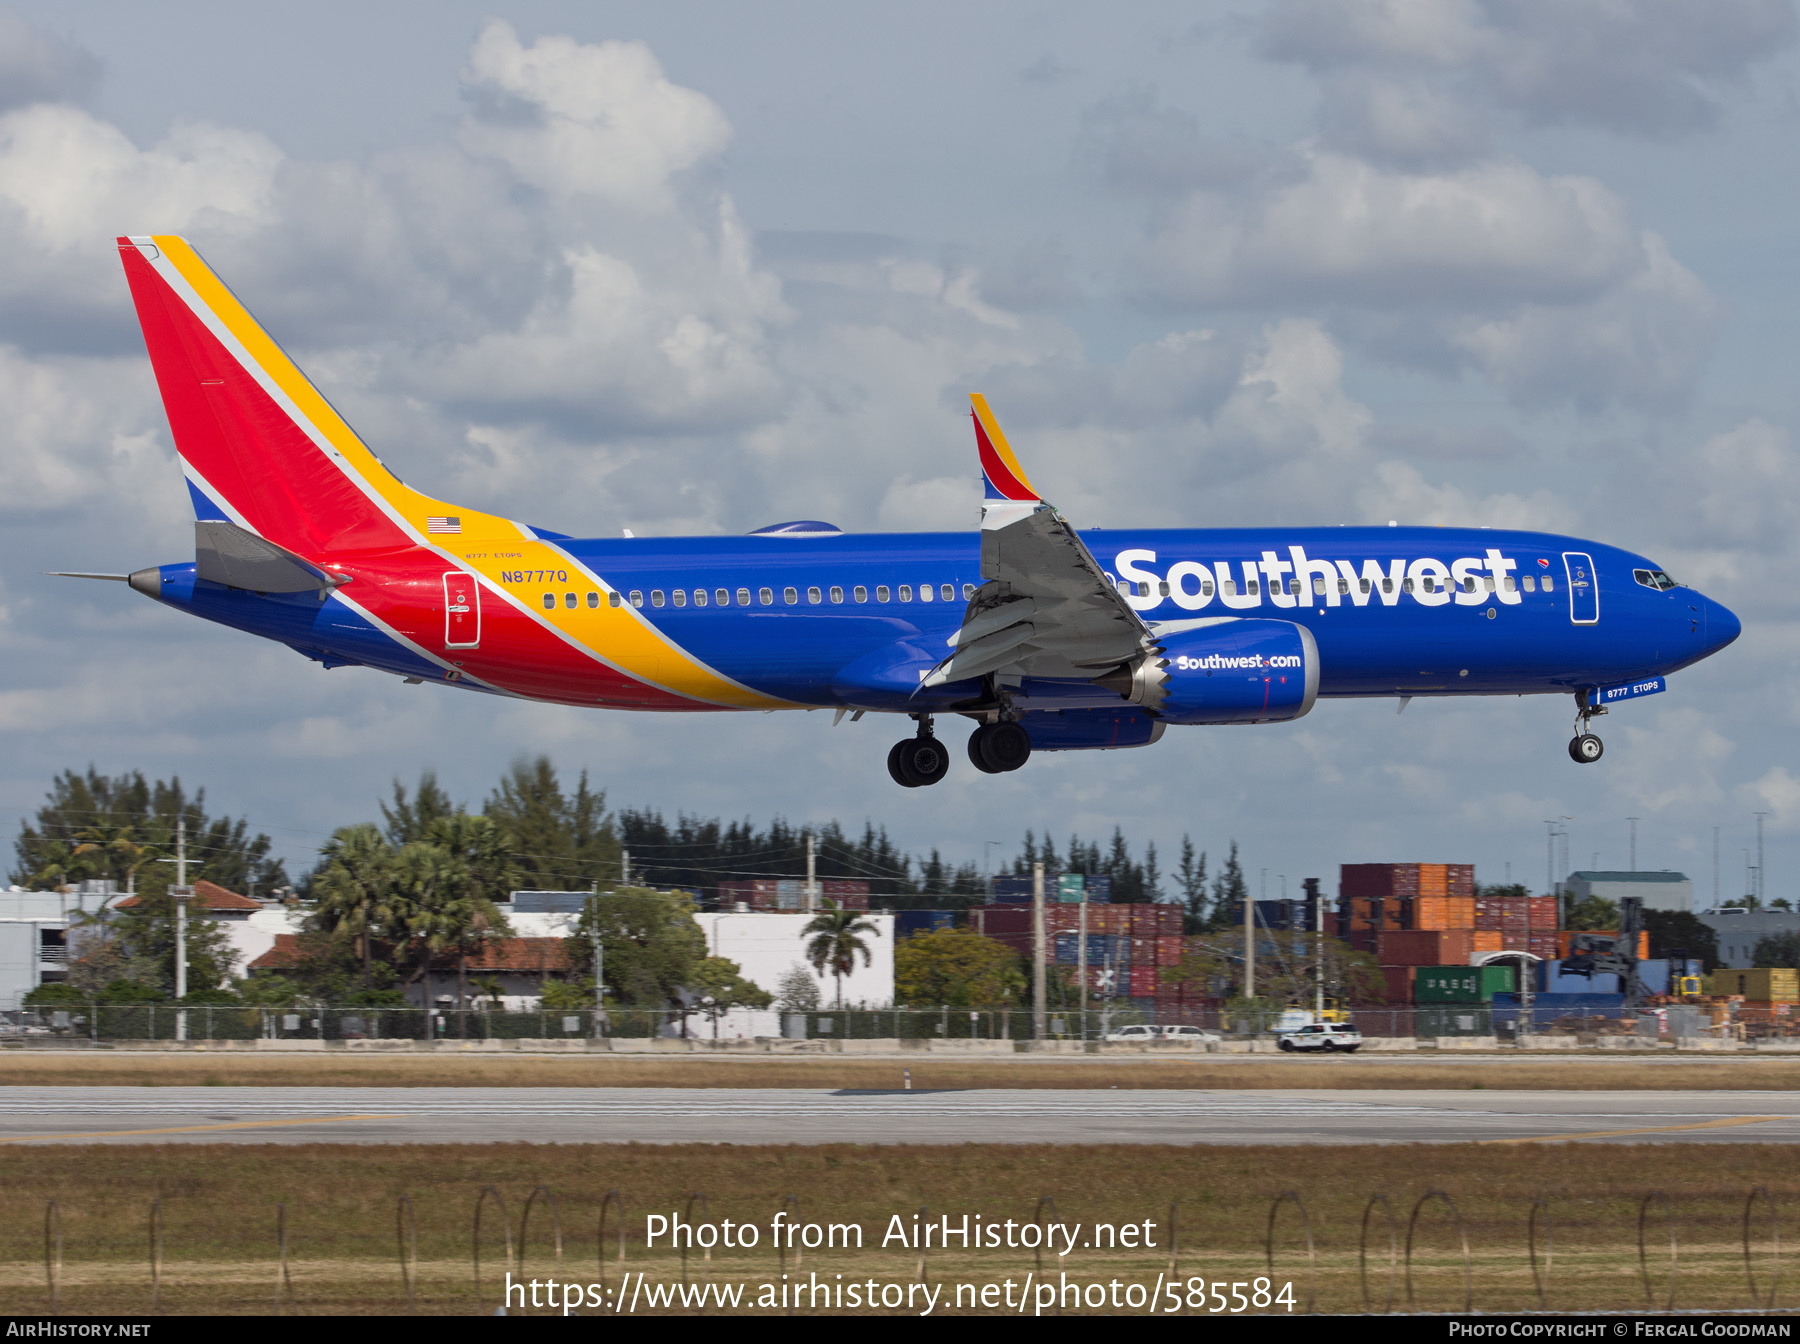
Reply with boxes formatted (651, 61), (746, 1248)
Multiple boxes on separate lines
(427, 516), (462, 534)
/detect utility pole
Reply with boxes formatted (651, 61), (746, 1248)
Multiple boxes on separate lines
(1627, 818), (1638, 873)
(1756, 812), (1768, 905)
(1314, 886), (1324, 1021)
(589, 882), (605, 1040)
(1078, 879), (1088, 1024)
(1031, 862), (1046, 1042)
(621, 847), (631, 888)
(1544, 821), (1556, 902)
(805, 833), (817, 913)
(1244, 874), (1255, 1001)
(161, 819), (194, 1042)
(1713, 826), (1721, 909)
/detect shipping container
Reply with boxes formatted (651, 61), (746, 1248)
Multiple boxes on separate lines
(1471, 930), (1503, 955)
(1418, 863), (1448, 897)
(1413, 896), (1476, 930)
(1156, 935), (1185, 966)
(1706, 968), (1800, 1003)
(895, 910), (956, 938)
(1129, 967), (1161, 998)
(1377, 928), (1474, 966)
(1415, 964), (1515, 1003)
(1380, 965), (1413, 1004)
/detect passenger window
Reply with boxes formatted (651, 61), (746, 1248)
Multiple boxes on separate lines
(1503, 577), (1515, 592)
(586, 592), (599, 608)
(1314, 578), (1327, 595)
(898, 585), (913, 602)
(609, 591), (622, 608)
(542, 593), (555, 610)
(962, 583), (975, 599)
(1202, 580), (1214, 597)
(1336, 578), (1349, 594)
(1523, 576), (1535, 592)
(672, 590), (686, 607)
(830, 586), (844, 603)
(630, 590), (644, 608)
(1463, 577), (1476, 593)
(1247, 580), (1260, 596)
(1483, 577), (1495, 591)
(855, 585), (868, 603)
(876, 585), (891, 602)
(1159, 582), (1171, 597)
(1421, 577), (1435, 594)
(918, 583), (933, 602)
(694, 588), (708, 607)
(565, 592), (577, 608)
(1289, 579), (1301, 595)
(651, 591), (665, 607)
(783, 586), (798, 604)
(1381, 579), (1392, 594)
(716, 588), (729, 606)
(942, 584), (955, 602)
(1543, 576), (1554, 592)
(1224, 580), (1236, 596)
(759, 587), (774, 606)
(807, 586), (822, 604)
(736, 588), (751, 606)
(1403, 579), (1414, 594)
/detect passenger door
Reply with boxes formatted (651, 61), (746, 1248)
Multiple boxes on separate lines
(443, 571), (481, 648)
(1562, 552), (1598, 625)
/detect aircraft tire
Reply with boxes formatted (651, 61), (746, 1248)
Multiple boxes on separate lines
(983, 722), (1032, 772)
(968, 728), (1004, 774)
(888, 741), (922, 787)
(1568, 733), (1604, 764)
(895, 735), (950, 786)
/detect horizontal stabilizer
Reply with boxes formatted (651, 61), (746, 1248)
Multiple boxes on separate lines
(194, 521), (345, 593)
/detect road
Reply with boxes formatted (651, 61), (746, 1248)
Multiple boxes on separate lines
(2, 1087), (1799, 1145)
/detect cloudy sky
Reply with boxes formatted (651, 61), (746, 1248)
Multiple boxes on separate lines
(2, 0), (1796, 900)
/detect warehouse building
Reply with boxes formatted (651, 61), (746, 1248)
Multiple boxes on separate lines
(1701, 909), (1800, 969)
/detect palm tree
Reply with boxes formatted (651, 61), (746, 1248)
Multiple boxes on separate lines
(309, 824), (398, 984)
(803, 902), (878, 1009)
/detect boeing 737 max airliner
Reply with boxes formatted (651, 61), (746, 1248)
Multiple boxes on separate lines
(52, 236), (1742, 787)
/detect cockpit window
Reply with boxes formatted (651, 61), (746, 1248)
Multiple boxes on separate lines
(1633, 568), (1679, 591)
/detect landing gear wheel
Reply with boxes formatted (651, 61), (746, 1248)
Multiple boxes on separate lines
(1568, 733), (1604, 764)
(968, 730), (1003, 774)
(890, 735), (949, 787)
(971, 721), (1032, 773)
(887, 741), (921, 788)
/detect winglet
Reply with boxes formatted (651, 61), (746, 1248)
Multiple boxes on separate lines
(971, 395), (1041, 502)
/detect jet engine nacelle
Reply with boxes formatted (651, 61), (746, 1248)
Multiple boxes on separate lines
(1096, 618), (1319, 724)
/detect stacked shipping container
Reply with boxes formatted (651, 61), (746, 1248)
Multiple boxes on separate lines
(1341, 864), (1557, 1005)
(973, 903), (1193, 1001)
(715, 879), (871, 910)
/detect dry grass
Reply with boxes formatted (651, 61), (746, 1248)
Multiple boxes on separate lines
(4, 1048), (1800, 1091)
(0, 1142), (1790, 1314)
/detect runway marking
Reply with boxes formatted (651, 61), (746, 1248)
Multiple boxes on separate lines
(0, 1114), (401, 1143)
(1480, 1115), (1786, 1144)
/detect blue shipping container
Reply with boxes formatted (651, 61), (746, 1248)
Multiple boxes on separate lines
(896, 910), (956, 938)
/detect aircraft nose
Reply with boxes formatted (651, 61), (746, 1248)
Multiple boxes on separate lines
(1703, 595), (1741, 655)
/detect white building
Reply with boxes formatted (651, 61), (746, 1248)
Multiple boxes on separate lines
(1563, 870), (1693, 913)
(1700, 909), (1800, 969)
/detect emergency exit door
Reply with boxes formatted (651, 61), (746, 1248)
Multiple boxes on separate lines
(1562, 551), (1598, 625)
(443, 571), (481, 648)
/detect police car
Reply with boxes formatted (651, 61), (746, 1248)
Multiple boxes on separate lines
(1274, 1021), (1362, 1053)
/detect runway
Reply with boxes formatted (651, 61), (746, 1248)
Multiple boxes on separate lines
(3, 1087), (1800, 1145)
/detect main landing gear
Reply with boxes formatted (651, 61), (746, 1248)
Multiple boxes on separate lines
(1568, 692), (1605, 764)
(968, 721), (1031, 775)
(888, 716), (951, 788)
(885, 716), (1033, 786)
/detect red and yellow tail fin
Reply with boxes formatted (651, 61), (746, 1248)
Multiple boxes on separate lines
(118, 235), (523, 556)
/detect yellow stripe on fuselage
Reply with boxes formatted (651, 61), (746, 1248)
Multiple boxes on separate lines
(152, 236), (792, 711)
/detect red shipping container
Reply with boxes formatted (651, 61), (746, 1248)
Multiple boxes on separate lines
(1130, 967), (1161, 998)
(1156, 936), (1185, 966)
(1380, 966), (1413, 1004)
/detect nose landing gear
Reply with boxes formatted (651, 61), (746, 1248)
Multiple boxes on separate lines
(1568, 692), (1605, 764)
(888, 715), (951, 787)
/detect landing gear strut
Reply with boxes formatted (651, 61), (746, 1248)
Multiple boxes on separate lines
(1568, 692), (1605, 764)
(968, 720), (1031, 774)
(888, 715), (950, 787)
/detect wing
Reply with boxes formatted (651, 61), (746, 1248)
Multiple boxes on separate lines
(921, 396), (1150, 688)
